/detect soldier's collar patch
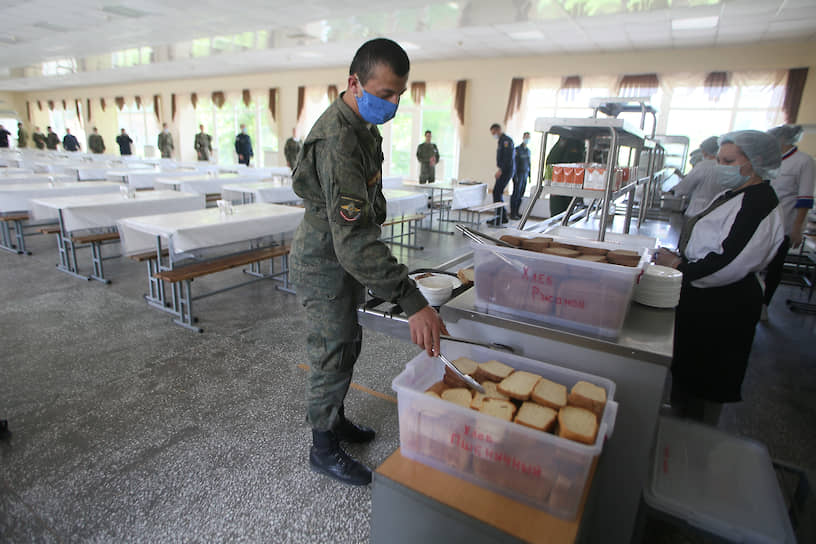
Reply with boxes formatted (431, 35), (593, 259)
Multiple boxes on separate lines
(338, 194), (364, 223)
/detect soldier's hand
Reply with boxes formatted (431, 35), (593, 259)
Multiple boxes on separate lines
(495, 169), (502, 180)
(409, 306), (448, 357)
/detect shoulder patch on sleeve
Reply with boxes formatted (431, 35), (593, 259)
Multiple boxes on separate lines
(503, 141), (509, 147)
(338, 193), (365, 224)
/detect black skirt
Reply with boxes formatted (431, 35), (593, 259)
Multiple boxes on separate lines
(672, 274), (762, 403)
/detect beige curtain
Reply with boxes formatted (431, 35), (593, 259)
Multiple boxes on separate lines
(327, 84), (338, 102)
(190, 93), (198, 110)
(171, 93), (177, 120)
(100, 98), (106, 112)
(268, 88), (278, 121)
(134, 95), (142, 109)
(410, 81), (426, 104)
(212, 91), (226, 109)
(783, 67), (809, 124)
(115, 97), (125, 111)
(617, 73), (659, 97)
(454, 80), (467, 126)
(504, 77), (524, 124)
(703, 72), (730, 102)
(296, 86), (305, 122)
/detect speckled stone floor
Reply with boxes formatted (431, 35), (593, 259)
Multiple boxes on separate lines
(1, 218), (814, 543)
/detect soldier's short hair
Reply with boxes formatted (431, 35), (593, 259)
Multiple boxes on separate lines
(425, 130), (431, 135)
(490, 123), (501, 131)
(350, 38), (410, 85)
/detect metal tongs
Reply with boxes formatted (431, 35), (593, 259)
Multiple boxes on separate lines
(437, 352), (485, 394)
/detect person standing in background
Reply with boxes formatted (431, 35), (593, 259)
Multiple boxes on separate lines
(88, 127), (105, 154)
(488, 123), (514, 225)
(62, 128), (80, 152)
(45, 127), (59, 150)
(671, 136), (720, 218)
(416, 130), (440, 184)
(195, 125), (213, 161)
(284, 128), (302, 169)
(32, 127), (46, 149)
(157, 123), (174, 159)
(16, 123), (27, 148)
(510, 131), (531, 220)
(0, 125), (10, 148)
(763, 124), (815, 319)
(116, 129), (133, 156)
(235, 124), (253, 166)
(546, 137), (586, 217)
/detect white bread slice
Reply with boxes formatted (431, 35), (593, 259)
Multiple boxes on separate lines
(567, 380), (607, 417)
(497, 370), (542, 401)
(425, 391), (441, 399)
(514, 402), (557, 432)
(479, 398), (517, 421)
(557, 406), (598, 445)
(474, 360), (514, 382)
(441, 388), (473, 408)
(482, 381), (509, 400)
(470, 391), (486, 410)
(443, 357), (480, 387)
(457, 268), (475, 285)
(425, 381), (448, 396)
(531, 378), (567, 410)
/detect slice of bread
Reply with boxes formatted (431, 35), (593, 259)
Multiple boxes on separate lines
(425, 391), (441, 399)
(576, 254), (607, 263)
(514, 402), (557, 432)
(568, 380), (607, 417)
(550, 241), (578, 250)
(443, 357), (480, 387)
(479, 398), (517, 421)
(441, 388), (473, 408)
(457, 268), (475, 285)
(474, 360), (514, 382)
(531, 378), (567, 410)
(542, 247), (581, 258)
(497, 370), (542, 401)
(519, 237), (552, 252)
(499, 234), (525, 247)
(575, 245), (608, 256)
(482, 381), (509, 400)
(425, 381), (448, 396)
(607, 249), (641, 267)
(557, 406), (598, 445)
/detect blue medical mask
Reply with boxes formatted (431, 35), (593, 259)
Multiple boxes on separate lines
(523, 138), (530, 145)
(354, 81), (398, 125)
(715, 164), (750, 190)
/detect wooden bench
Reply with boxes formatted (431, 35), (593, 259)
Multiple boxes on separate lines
(463, 201), (506, 225)
(71, 231), (120, 245)
(39, 225), (61, 235)
(205, 193), (221, 205)
(69, 231), (121, 283)
(128, 248), (170, 262)
(382, 214), (424, 250)
(0, 213), (31, 254)
(152, 245), (292, 332)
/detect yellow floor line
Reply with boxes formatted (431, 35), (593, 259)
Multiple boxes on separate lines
(297, 363), (397, 404)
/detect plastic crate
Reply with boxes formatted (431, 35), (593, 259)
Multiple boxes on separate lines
(472, 238), (647, 339)
(391, 342), (618, 520)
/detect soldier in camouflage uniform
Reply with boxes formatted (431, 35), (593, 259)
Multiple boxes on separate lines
(283, 128), (302, 169)
(194, 125), (212, 161)
(158, 123), (174, 159)
(17, 123), (28, 148)
(88, 127), (106, 154)
(32, 127), (46, 150)
(415, 130), (440, 183)
(291, 38), (446, 486)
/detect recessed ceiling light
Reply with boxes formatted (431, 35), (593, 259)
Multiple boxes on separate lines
(507, 30), (546, 41)
(671, 16), (719, 31)
(33, 22), (70, 33)
(400, 41), (420, 50)
(102, 6), (151, 18)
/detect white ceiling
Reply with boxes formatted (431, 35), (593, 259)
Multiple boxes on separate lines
(0, 0), (815, 91)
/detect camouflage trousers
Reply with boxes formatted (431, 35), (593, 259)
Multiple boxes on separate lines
(419, 162), (435, 184)
(297, 281), (364, 431)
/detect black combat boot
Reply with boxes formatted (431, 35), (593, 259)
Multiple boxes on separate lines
(334, 406), (376, 443)
(309, 430), (372, 486)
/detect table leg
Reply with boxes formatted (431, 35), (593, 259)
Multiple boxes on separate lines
(54, 210), (88, 281)
(13, 219), (30, 255)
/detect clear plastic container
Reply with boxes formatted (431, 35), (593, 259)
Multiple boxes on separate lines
(472, 238), (647, 339)
(392, 342), (618, 520)
(646, 417), (796, 544)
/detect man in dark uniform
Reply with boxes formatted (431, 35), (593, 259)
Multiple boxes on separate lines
(510, 131), (531, 220)
(290, 38), (446, 486)
(488, 123), (514, 225)
(45, 126), (60, 150)
(157, 123), (174, 159)
(235, 124), (253, 166)
(116, 129), (133, 156)
(62, 128), (80, 152)
(0, 125), (10, 148)
(88, 127), (105, 154)
(17, 123), (28, 148)
(416, 130), (440, 183)
(547, 137), (586, 217)
(32, 127), (46, 149)
(195, 125), (213, 161)
(284, 128), (302, 168)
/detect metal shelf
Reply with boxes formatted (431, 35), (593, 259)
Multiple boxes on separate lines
(532, 117), (647, 148)
(540, 179), (640, 201)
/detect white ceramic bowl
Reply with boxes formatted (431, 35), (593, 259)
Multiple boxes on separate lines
(416, 275), (455, 306)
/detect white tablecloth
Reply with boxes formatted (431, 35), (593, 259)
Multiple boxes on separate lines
(106, 169), (196, 189)
(65, 166), (110, 181)
(153, 174), (256, 194)
(451, 183), (487, 210)
(383, 189), (427, 218)
(381, 176), (404, 189)
(221, 181), (299, 204)
(117, 202), (304, 255)
(0, 182), (122, 213)
(31, 191), (205, 232)
(0, 173), (76, 185)
(0, 168), (33, 175)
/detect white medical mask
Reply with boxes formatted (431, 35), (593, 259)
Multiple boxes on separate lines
(523, 138), (530, 145)
(715, 164), (750, 190)
(492, 133), (499, 140)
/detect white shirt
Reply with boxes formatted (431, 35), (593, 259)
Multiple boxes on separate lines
(682, 182), (784, 289)
(672, 159), (715, 198)
(769, 147), (815, 236)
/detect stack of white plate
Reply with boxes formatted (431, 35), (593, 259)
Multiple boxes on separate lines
(633, 264), (683, 308)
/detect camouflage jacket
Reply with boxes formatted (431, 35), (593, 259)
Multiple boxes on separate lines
(284, 137), (302, 167)
(416, 142), (439, 164)
(290, 93), (427, 316)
